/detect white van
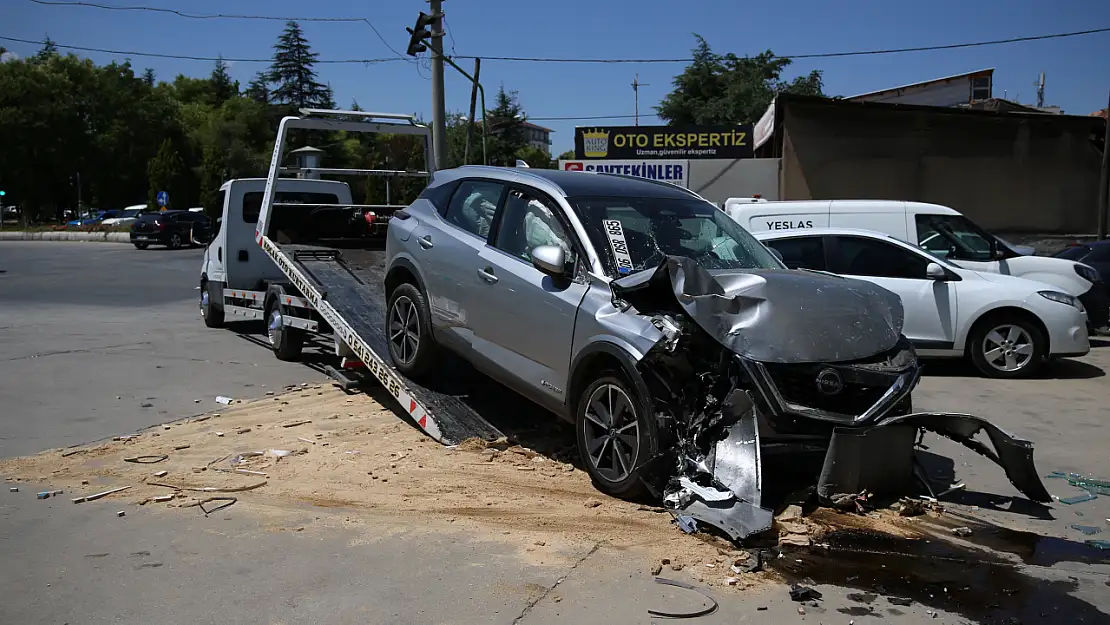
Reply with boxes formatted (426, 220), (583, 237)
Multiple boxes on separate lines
(725, 198), (1108, 330)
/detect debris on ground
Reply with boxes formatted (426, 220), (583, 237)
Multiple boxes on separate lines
(215, 396), (233, 405)
(1070, 524), (1103, 536)
(124, 455), (168, 464)
(648, 578), (719, 619)
(776, 504), (804, 521)
(895, 498), (928, 517)
(1085, 540), (1110, 549)
(888, 597), (914, 606)
(788, 584), (822, 602)
(952, 526), (973, 537)
(72, 485), (130, 503)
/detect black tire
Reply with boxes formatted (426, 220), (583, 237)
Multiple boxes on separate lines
(201, 280), (225, 328)
(575, 371), (658, 499)
(265, 296), (304, 361)
(168, 232), (183, 250)
(133, 242), (149, 250)
(967, 313), (1046, 378)
(385, 282), (437, 377)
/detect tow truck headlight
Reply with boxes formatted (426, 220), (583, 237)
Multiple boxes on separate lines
(1073, 263), (1100, 284)
(1038, 290), (1083, 311)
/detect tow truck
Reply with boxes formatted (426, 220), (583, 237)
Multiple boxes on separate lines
(199, 109), (504, 444)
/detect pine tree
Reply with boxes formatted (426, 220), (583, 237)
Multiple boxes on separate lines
(147, 139), (184, 209)
(141, 68), (156, 86)
(35, 35), (58, 61)
(211, 56), (238, 104)
(486, 85), (528, 165)
(245, 72), (270, 104)
(267, 21), (331, 109)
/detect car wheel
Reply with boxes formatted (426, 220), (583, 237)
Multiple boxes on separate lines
(133, 243), (149, 250)
(575, 371), (657, 498)
(266, 297), (303, 361)
(201, 281), (225, 329)
(968, 314), (1046, 378)
(386, 282), (436, 377)
(168, 233), (183, 250)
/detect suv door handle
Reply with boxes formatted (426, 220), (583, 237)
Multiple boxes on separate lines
(418, 235), (433, 249)
(478, 267), (498, 284)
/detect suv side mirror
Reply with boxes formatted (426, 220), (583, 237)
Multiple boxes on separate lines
(531, 245), (566, 278)
(926, 262), (948, 280)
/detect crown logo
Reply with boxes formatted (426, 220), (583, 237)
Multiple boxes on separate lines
(582, 128), (610, 158)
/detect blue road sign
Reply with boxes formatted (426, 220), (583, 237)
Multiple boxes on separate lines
(156, 191), (169, 207)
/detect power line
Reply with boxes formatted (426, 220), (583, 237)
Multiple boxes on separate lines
(5, 24), (1109, 66)
(529, 114), (657, 121)
(25, 0), (412, 61)
(0, 35), (401, 64)
(462, 26), (1110, 63)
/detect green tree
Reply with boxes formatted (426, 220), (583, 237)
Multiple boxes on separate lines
(198, 142), (224, 216)
(516, 145), (553, 168)
(556, 149), (575, 160)
(268, 21), (333, 109)
(245, 71), (270, 104)
(656, 35), (824, 125)
(35, 35), (58, 61)
(210, 56), (238, 105)
(485, 85), (527, 165)
(147, 138), (184, 209)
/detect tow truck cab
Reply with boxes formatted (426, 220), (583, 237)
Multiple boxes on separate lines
(202, 178), (354, 290)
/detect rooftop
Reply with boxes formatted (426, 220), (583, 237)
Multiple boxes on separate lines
(847, 68), (994, 101)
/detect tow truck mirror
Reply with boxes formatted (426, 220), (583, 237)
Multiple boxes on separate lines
(768, 247), (784, 262)
(531, 245), (566, 278)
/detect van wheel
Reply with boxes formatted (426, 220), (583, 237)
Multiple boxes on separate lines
(575, 371), (658, 499)
(266, 298), (303, 361)
(201, 281), (225, 328)
(386, 283), (437, 377)
(968, 314), (1046, 378)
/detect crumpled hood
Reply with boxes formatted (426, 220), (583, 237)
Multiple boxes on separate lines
(611, 256), (905, 364)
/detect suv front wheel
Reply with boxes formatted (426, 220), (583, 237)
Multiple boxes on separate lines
(575, 371), (658, 498)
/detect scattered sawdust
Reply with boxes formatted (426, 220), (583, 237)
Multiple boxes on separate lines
(0, 383), (740, 584)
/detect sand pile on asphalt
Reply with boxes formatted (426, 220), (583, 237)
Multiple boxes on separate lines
(1, 383), (775, 586)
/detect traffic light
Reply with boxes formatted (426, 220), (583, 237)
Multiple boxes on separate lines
(405, 12), (435, 57)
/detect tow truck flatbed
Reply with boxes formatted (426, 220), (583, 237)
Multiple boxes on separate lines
(247, 109), (506, 446)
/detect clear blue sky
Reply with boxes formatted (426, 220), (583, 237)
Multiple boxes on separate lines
(4, 0), (1109, 155)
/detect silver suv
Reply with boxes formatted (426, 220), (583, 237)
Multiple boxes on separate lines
(383, 167), (917, 499)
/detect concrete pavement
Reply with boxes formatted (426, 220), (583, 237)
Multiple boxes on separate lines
(0, 241), (327, 458)
(2, 241), (1109, 624)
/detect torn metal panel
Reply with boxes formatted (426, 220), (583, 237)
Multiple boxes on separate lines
(873, 412), (1052, 503)
(670, 496), (774, 543)
(709, 393), (764, 509)
(817, 424), (919, 502)
(611, 256), (906, 364)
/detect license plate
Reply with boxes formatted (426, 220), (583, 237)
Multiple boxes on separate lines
(134, 236), (150, 240)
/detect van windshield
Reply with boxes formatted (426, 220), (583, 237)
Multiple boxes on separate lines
(571, 196), (785, 276)
(915, 214), (1014, 262)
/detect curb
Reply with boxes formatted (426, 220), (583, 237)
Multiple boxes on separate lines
(0, 231), (130, 243)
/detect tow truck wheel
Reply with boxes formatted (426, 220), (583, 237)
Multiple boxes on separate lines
(201, 281), (225, 328)
(386, 283), (436, 377)
(575, 371), (657, 499)
(266, 298), (304, 361)
(968, 314), (1046, 379)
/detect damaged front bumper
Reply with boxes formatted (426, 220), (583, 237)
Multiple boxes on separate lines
(610, 257), (1051, 543)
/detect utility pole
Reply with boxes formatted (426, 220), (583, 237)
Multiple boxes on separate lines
(465, 58), (481, 165)
(1098, 89), (1110, 240)
(632, 74), (649, 126)
(429, 0), (447, 170)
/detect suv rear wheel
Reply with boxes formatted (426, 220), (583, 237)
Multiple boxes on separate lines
(575, 371), (658, 498)
(386, 283), (436, 377)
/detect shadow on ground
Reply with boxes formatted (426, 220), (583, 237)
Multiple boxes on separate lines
(922, 357), (1105, 380)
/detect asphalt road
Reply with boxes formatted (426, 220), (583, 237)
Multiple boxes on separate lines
(0, 242), (327, 458)
(2, 241), (1109, 624)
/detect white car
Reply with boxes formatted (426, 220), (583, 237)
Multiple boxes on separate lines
(756, 227), (1090, 378)
(100, 204), (149, 227)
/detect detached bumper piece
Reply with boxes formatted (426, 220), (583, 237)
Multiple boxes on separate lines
(614, 257), (1051, 543)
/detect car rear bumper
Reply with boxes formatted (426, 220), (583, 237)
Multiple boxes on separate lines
(1078, 281), (1109, 329)
(129, 231), (165, 244)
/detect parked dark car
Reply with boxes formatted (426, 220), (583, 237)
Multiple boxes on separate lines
(1054, 240), (1110, 282)
(130, 210), (214, 249)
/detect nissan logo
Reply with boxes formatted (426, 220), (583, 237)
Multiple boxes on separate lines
(815, 368), (844, 395)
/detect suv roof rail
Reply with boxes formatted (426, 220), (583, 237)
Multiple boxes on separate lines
(297, 108), (422, 126)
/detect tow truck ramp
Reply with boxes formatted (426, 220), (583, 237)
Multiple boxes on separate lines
(254, 109), (505, 445)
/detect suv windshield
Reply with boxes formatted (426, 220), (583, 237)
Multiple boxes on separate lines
(572, 196), (784, 276)
(916, 214), (1013, 261)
